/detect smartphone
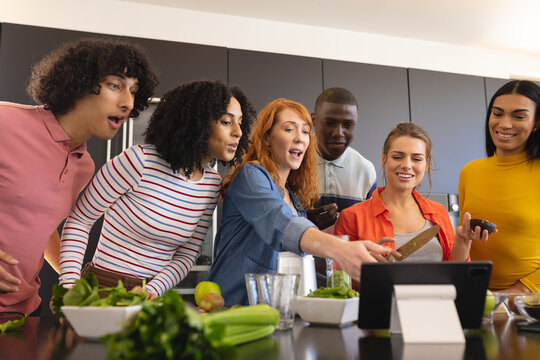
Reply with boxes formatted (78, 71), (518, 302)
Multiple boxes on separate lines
(517, 321), (540, 333)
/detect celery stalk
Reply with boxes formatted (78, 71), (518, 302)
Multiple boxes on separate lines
(222, 324), (269, 337)
(203, 304), (279, 326)
(202, 305), (280, 348)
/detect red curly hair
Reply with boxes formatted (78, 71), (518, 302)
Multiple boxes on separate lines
(222, 98), (319, 209)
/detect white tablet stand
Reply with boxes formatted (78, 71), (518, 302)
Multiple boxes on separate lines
(390, 284), (466, 344)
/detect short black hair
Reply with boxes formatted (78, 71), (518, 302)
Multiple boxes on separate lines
(485, 80), (540, 160)
(144, 80), (256, 177)
(314, 87), (358, 111)
(27, 37), (158, 118)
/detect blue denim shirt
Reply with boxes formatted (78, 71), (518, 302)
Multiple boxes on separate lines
(207, 163), (316, 306)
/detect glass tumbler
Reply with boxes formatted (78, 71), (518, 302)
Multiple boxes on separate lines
(326, 235), (351, 288)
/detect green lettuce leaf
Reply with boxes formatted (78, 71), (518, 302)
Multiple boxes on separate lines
(0, 314), (29, 334)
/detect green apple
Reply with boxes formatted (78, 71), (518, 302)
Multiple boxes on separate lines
(195, 281), (221, 307)
(484, 290), (495, 317)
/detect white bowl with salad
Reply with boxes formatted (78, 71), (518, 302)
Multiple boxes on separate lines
(295, 271), (359, 326)
(54, 273), (147, 338)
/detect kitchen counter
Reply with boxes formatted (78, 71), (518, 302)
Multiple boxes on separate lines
(0, 313), (539, 360)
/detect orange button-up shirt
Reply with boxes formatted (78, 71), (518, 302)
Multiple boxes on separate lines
(335, 187), (456, 261)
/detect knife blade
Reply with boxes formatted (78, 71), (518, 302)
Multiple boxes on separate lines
(387, 224), (441, 261)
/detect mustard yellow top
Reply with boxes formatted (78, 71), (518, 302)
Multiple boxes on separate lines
(459, 152), (540, 292)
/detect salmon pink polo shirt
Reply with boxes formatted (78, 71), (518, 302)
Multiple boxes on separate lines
(0, 102), (94, 314)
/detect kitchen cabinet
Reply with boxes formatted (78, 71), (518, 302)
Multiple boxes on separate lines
(127, 37), (227, 97)
(485, 78), (512, 107)
(408, 69), (486, 194)
(322, 60), (410, 183)
(228, 49), (323, 112)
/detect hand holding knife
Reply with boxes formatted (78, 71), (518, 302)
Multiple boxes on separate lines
(387, 224), (441, 262)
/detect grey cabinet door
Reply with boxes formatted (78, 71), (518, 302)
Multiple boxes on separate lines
(485, 78), (512, 108)
(130, 37), (227, 97)
(0, 23), (94, 104)
(323, 60), (410, 184)
(124, 39), (227, 146)
(408, 69), (486, 194)
(228, 49), (323, 112)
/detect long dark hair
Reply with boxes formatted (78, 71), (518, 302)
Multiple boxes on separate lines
(485, 80), (540, 160)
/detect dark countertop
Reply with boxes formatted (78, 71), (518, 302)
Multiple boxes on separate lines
(1, 313), (539, 360)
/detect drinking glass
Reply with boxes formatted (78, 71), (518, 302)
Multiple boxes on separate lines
(256, 273), (299, 330)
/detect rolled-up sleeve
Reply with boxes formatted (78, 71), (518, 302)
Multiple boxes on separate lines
(282, 216), (316, 253)
(227, 164), (316, 255)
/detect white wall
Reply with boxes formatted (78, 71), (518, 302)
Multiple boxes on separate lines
(2, 0), (540, 80)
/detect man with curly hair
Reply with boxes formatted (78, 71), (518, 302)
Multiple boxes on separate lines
(0, 38), (158, 314)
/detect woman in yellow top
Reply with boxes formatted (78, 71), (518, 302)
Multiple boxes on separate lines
(459, 80), (540, 293)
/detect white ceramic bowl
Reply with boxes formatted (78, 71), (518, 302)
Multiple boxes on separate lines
(61, 305), (142, 338)
(295, 296), (359, 326)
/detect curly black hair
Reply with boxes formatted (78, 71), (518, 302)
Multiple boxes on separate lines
(144, 80), (257, 177)
(27, 37), (158, 118)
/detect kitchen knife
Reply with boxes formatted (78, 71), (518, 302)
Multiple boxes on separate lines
(387, 224), (441, 261)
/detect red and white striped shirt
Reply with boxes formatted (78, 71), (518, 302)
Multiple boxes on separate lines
(59, 144), (220, 296)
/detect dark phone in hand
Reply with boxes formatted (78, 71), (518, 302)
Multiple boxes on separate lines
(517, 321), (540, 333)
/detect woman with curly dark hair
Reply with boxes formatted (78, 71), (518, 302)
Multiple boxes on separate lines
(207, 98), (397, 306)
(0, 37), (157, 315)
(58, 80), (256, 299)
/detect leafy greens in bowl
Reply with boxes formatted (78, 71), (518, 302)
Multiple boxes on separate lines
(52, 273), (148, 318)
(51, 273), (149, 338)
(301, 275), (359, 326)
(307, 286), (358, 299)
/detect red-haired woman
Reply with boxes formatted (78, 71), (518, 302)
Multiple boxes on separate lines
(207, 98), (397, 306)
